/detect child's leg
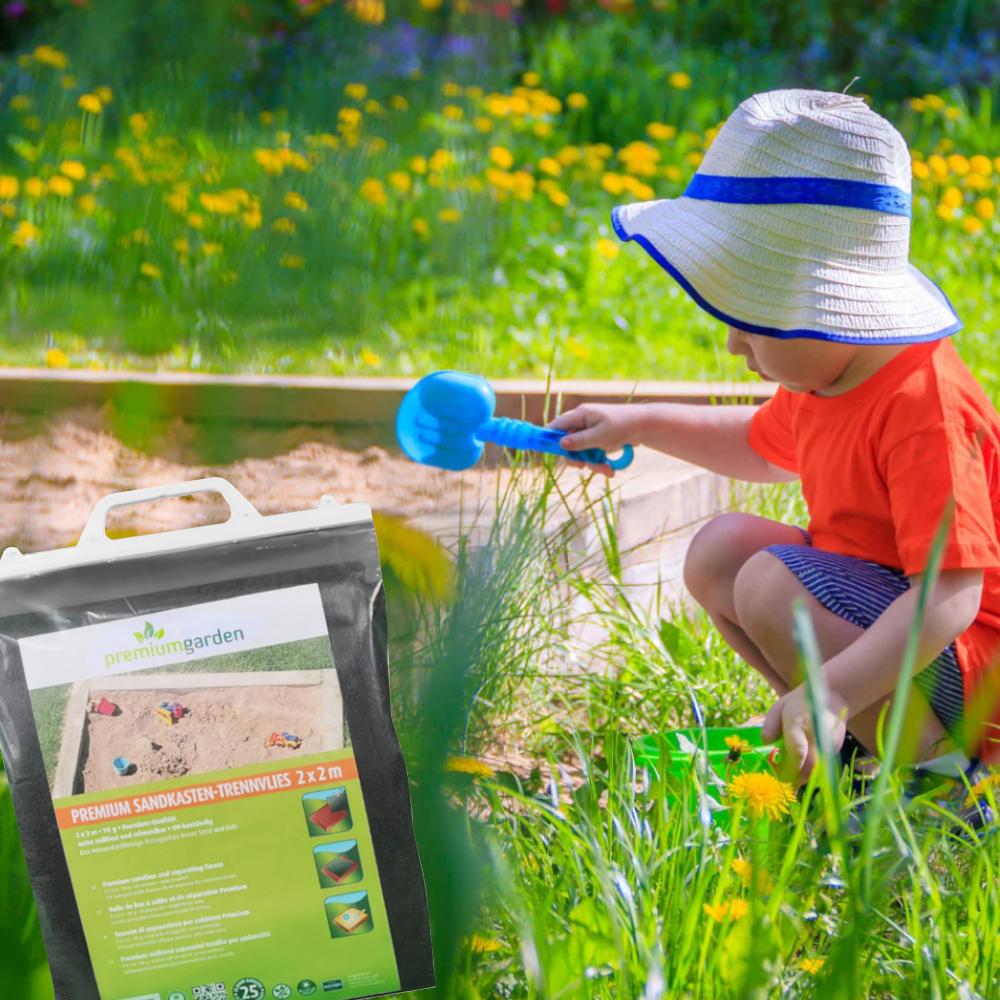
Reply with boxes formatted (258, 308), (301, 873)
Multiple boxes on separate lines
(683, 512), (810, 697)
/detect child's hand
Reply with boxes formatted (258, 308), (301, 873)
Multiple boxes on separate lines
(761, 684), (848, 787)
(547, 404), (644, 478)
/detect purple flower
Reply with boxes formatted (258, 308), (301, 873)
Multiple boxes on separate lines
(3, 0), (29, 18)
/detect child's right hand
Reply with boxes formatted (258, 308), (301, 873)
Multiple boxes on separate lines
(547, 404), (644, 478)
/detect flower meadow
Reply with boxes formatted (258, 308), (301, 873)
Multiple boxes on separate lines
(1, 29), (999, 385)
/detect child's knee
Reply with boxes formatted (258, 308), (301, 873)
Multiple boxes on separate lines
(733, 550), (793, 639)
(683, 512), (756, 607)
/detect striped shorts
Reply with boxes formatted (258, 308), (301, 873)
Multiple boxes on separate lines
(766, 538), (965, 741)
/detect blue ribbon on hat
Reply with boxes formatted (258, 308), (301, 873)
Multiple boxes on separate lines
(684, 173), (912, 217)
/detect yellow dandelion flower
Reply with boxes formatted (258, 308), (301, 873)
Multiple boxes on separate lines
(489, 146), (514, 169)
(936, 204), (955, 221)
(703, 899), (747, 923)
(647, 122), (677, 141)
(48, 176), (73, 197)
(44, 347), (69, 367)
(412, 217), (429, 238)
(962, 216), (983, 234)
(284, 192), (309, 212)
(187, 212), (205, 230)
(927, 154), (949, 179)
(78, 93), (102, 114)
(388, 171), (412, 195)
(129, 112), (149, 137)
(0, 176), (18, 200)
(13, 220), (40, 248)
(909, 97), (927, 112)
(9, 94), (32, 111)
(60, 160), (87, 181)
(344, 83), (368, 101)
(547, 188), (569, 207)
(438, 207), (462, 223)
(911, 160), (930, 180)
(442, 82), (463, 98)
(924, 94), (946, 110)
(531, 121), (552, 138)
(202, 241), (223, 256)
(275, 130), (292, 146)
(338, 107), (363, 126)
(947, 154), (970, 176)
(173, 238), (190, 254)
(443, 105), (464, 121)
(140, 262), (162, 279)
(272, 217), (297, 235)
(668, 71), (692, 90)
(686, 151), (704, 167)
(390, 95), (409, 111)
(799, 958), (825, 974)
(728, 771), (795, 821)
(95, 85), (113, 104)
(428, 149), (452, 172)
(945, 106), (962, 121)
(24, 177), (44, 198)
(364, 100), (384, 116)
(725, 734), (752, 760)
(347, 0), (386, 25)
(631, 182), (655, 199)
(567, 92), (588, 110)
(975, 197), (995, 220)
(522, 71), (541, 87)
(131, 228), (151, 245)
(942, 186), (964, 209)
(410, 156), (428, 175)
(596, 238), (620, 259)
(360, 348), (382, 366)
(76, 193), (97, 215)
(359, 177), (387, 205)
(473, 116), (493, 133)
(601, 172), (625, 195)
(419, 0), (443, 8)
(539, 157), (561, 177)
(34, 45), (68, 69)
(970, 154), (993, 177)
(319, 133), (339, 149)
(0, 204), (15, 219)
(731, 857), (773, 893)
(445, 756), (495, 778)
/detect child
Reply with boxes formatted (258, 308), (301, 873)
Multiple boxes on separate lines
(551, 90), (1000, 792)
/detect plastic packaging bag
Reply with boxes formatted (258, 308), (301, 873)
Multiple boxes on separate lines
(0, 478), (434, 1000)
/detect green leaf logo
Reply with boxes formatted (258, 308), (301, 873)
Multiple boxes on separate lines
(144, 621), (154, 639)
(133, 632), (144, 643)
(134, 621), (165, 644)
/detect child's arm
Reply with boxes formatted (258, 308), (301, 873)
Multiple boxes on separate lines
(548, 402), (797, 482)
(762, 567), (983, 781)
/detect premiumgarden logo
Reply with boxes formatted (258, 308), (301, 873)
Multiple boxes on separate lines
(104, 619), (248, 669)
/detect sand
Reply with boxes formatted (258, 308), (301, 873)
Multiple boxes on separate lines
(80, 686), (323, 795)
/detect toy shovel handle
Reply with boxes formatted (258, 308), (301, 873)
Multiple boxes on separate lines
(480, 418), (634, 470)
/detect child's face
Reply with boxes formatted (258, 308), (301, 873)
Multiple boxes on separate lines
(726, 325), (857, 394)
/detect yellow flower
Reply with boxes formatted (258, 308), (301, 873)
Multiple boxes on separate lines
(77, 193), (97, 215)
(273, 217), (297, 235)
(188, 212), (205, 230)
(489, 146), (514, 170)
(0, 204), (15, 219)
(975, 197), (995, 220)
(729, 772), (795, 820)
(275, 130), (292, 147)
(140, 262), (162, 279)
(13, 220), (40, 248)
(9, 94), (32, 112)
(445, 756), (495, 778)
(0, 176), (18, 200)
(669, 71), (692, 90)
(438, 208), (462, 223)
(61, 160), (87, 181)
(703, 899), (748, 923)
(344, 82), (368, 101)
(539, 157), (561, 177)
(78, 93), (102, 114)
(567, 92), (588, 110)
(965, 773), (1000, 810)
(924, 94), (946, 110)
(412, 217), (429, 238)
(95, 85), (113, 104)
(686, 151), (704, 167)
(941, 186), (964, 209)
(601, 172), (625, 195)
(565, 336), (588, 358)
(388, 171), (412, 195)
(410, 156), (428, 175)
(129, 112), (149, 137)
(48, 176), (73, 197)
(360, 348), (382, 366)
(961, 216), (983, 234)
(909, 97), (927, 112)
(255, 149), (284, 175)
(911, 160), (930, 180)
(647, 122), (677, 141)
(338, 107), (363, 127)
(131, 228), (151, 244)
(945, 106), (962, 121)
(34, 45), (68, 69)
(522, 71), (541, 87)
(24, 177), (44, 198)
(283, 191), (308, 212)
(947, 154), (970, 176)
(443, 105), (464, 121)
(927, 153), (949, 179)
(533, 121), (553, 138)
(547, 188), (569, 207)
(173, 238), (190, 254)
(390, 95), (409, 111)
(279, 253), (305, 268)
(364, 99), (384, 116)
(725, 734), (752, 759)
(347, 0), (386, 26)
(44, 347), (69, 367)
(469, 935), (503, 953)
(799, 958), (825, 974)
(731, 857), (774, 893)
(360, 177), (387, 205)
(428, 149), (452, 172)
(473, 116), (493, 133)
(936, 204), (954, 221)
(202, 241), (223, 256)
(419, 0), (443, 8)
(970, 155), (993, 177)
(596, 238), (620, 260)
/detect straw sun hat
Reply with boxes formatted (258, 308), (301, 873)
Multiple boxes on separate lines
(611, 89), (961, 343)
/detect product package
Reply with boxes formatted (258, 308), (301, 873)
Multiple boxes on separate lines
(0, 478), (434, 1000)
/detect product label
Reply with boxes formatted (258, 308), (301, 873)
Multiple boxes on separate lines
(22, 584), (401, 1000)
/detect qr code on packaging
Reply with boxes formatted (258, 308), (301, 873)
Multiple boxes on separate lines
(193, 985), (228, 1000)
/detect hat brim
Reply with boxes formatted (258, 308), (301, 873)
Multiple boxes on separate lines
(611, 199), (961, 345)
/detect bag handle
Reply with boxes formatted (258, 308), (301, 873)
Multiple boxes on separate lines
(78, 477), (262, 546)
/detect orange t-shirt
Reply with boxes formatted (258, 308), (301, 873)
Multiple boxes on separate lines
(748, 339), (1000, 758)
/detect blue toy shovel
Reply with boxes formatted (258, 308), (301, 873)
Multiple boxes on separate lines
(396, 370), (635, 472)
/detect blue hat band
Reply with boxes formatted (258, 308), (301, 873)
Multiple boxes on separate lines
(683, 173), (912, 218)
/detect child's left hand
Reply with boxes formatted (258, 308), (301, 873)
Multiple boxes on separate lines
(761, 684), (848, 786)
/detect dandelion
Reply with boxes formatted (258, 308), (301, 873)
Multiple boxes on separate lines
(428, 149), (453, 172)
(412, 217), (429, 238)
(911, 160), (930, 180)
(24, 178), (44, 198)
(388, 171), (412, 195)
(173, 238), (190, 254)
(410, 156), (428, 175)
(360, 348), (382, 366)
(941, 186), (963, 209)
(443, 105), (464, 121)
(140, 263), (162, 279)
(344, 83), (368, 102)
(77, 193), (97, 215)
(533, 121), (553, 138)
(0, 176), (18, 200)
(522, 71), (541, 87)
(359, 177), (387, 205)
(728, 772), (795, 821)
(275, 130), (292, 147)
(95, 85), (113, 104)
(202, 242), (223, 256)
(725, 734), (752, 760)
(188, 212), (205, 230)
(284, 192), (309, 212)
(273, 217), (297, 235)
(567, 92), (588, 110)
(927, 154), (949, 179)
(34, 45), (68, 69)
(936, 204), (954, 221)
(129, 113), (149, 137)
(44, 347), (69, 367)
(703, 899), (748, 923)
(924, 94), (946, 110)
(547, 189), (569, 207)
(731, 857), (774, 893)
(364, 100), (384, 116)
(438, 208), (462, 223)
(346, 0), (385, 24)
(48, 176), (73, 197)
(647, 122), (677, 141)
(910, 97), (927, 113)
(279, 253), (305, 268)
(539, 157), (562, 177)
(474, 116), (493, 133)
(961, 217), (983, 234)
(419, 0), (443, 8)
(0, 204), (15, 219)
(686, 151), (704, 167)
(596, 238), (620, 260)
(669, 71), (692, 89)
(445, 756), (495, 778)
(489, 146), (514, 169)
(78, 93), (102, 114)
(947, 154), (970, 176)
(975, 197), (995, 220)
(13, 220), (40, 248)
(61, 160), (87, 181)
(970, 155), (993, 177)
(601, 172), (625, 195)
(131, 229), (151, 245)
(799, 958), (825, 974)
